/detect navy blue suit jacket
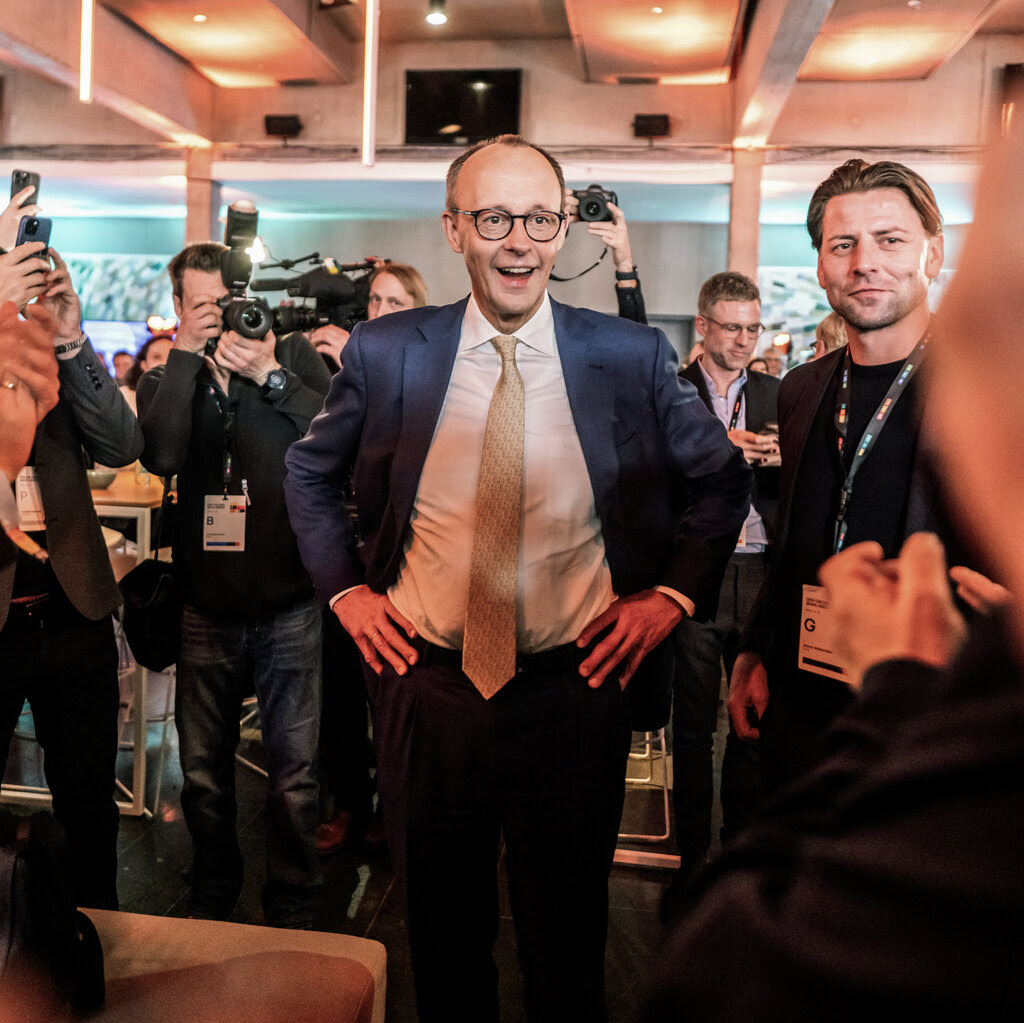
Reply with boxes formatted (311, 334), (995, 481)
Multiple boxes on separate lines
(285, 296), (751, 624)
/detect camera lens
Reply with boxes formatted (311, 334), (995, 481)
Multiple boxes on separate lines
(582, 200), (602, 219)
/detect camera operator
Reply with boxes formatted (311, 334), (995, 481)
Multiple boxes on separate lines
(0, 250), (143, 911)
(309, 261), (428, 372)
(137, 242), (331, 928)
(565, 188), (647, 325)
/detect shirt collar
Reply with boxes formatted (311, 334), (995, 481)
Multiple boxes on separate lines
(697, 356), (746, 399)
(461, 293), (555, 356)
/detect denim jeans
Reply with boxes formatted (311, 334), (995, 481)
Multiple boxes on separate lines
(176, 598), (322, 927)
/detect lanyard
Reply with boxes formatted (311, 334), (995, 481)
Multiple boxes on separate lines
(210, 386), (250, 504)
(728, 387), (744, 431)
(832, 338), (926, 553)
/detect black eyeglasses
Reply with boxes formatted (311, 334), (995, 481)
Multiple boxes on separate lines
(451, 208), (567, 242)
(705, 315), (766, 339)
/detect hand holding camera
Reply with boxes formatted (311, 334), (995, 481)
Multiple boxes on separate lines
(175, 290), (225, 355)
(208, 327), (280, 386)
(564, 187), (635, 277)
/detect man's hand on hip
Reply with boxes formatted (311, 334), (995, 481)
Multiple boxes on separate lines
(334, 584), (419, 676)
(576, 589), (684, 690)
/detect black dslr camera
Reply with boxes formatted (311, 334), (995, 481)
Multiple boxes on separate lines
(572, 184), (618, 222)
(208, 200), (274, 355)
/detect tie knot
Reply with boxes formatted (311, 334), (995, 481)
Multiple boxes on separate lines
(490, 334), (520, 363)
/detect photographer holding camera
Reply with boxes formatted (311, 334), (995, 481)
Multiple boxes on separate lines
(137, 237), (331, 928)
(565, 185), (647, 325)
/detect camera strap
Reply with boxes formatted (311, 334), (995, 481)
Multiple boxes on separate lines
(832, 337), (926, 554)
(549, 245), (609, 282)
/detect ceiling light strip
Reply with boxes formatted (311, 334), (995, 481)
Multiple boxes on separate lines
(362, 0), (381, 167)
(79, 0), (94, 103)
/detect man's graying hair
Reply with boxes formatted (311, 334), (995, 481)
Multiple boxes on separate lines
(445, 135), (566, 212)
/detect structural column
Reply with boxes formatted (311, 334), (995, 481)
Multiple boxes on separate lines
(727, 148), (764, 281)
(185, 147), (221, 245)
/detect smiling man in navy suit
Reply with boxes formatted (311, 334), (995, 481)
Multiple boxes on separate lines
(285, 135), (750, 1022)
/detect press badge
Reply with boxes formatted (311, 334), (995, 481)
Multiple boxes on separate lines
(798, 584), (847, 682)
(15, 467), (45, 531)
(203, 494), (246, 551)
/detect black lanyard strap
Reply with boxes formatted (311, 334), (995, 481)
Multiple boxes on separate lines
(728, 386), (744, 431)
(832, 337), (926, 553)
(210, 386), (242, 496)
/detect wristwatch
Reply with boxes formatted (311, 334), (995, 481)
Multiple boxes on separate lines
(259, 367), (287, 397)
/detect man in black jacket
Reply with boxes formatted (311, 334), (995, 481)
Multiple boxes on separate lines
(644, 111), (1024, 1015)
(138, 243), (331, 928)
(671, 272), (779, 876)
(729, 160), (955, 794)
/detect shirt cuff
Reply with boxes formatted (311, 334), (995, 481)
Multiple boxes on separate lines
(655, 585), (695, 619)
(328, 585), (362, 610)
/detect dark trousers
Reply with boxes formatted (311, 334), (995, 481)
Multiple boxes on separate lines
(759, 672), (855, 794)
(319, 608), (374, 819)
(368, 643), (631, 1023)
(671, 553), (765, 865)
(0, 597), (120, 909)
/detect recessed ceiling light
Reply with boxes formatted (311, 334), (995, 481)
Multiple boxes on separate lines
(426, 0), (447, 26)
(651, 6), (664, 13)
(193, 14), (207, 23)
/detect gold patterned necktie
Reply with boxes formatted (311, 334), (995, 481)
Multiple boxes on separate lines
(462, 334), (525, 698)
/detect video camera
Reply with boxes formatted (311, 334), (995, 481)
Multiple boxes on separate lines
(572, 184), (618, 222)
(251, 259), (377, 335)
(208, 200), (274, 355)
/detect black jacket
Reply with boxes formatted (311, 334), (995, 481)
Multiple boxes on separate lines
(138, 333), (330, 617)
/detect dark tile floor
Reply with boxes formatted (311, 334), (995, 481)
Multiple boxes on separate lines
(2, 666), (729, 1022)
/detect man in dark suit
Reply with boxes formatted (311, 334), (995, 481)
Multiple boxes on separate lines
(672, 272), (780, 878)
(728, 159), (954, 794)
(285, 134), (751, 1022)
(0, 253), (143, 909)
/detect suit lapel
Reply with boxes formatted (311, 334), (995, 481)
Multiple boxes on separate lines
(680, 360), (714, 414)
(389, 300), (466, 523)
(551, 300), (619, 520)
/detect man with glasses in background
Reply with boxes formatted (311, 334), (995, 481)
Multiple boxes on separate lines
(668, 272), (780, 900)
(285, 134), (751, 1022)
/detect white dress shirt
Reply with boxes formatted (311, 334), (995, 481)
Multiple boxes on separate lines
(697, 358), (767, 552)
(388, 294), (615, 652)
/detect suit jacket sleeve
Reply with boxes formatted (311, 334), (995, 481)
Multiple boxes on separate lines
(657, 359), (752, 619)
(284, 326), (370, 605)
(57, 338), (143, 467)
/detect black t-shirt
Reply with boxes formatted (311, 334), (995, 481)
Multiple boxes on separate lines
(773, 356), (920, 705)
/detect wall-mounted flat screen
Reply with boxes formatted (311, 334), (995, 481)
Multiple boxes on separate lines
(405, 69), (522, 146)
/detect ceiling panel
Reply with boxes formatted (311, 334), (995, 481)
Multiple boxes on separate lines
(103, 0), (349, 86)
(564, 0), (747, 83)
(800, 0), (1001, 81)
